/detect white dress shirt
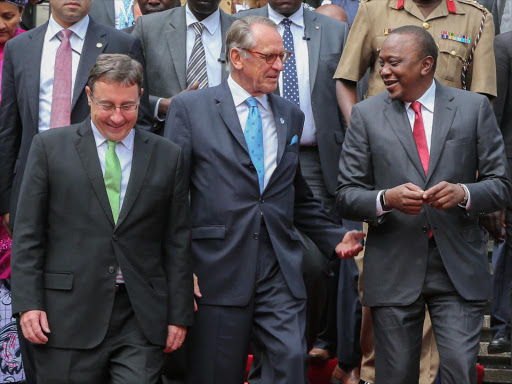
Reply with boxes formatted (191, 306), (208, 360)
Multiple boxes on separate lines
(268, 5), (317, 146)
(376, 81), (470, 214)
(227, 76), (278, 190)
(39, 15), (89, 133)
(91, 121), (134, 284)
(186, 5), (222, 88)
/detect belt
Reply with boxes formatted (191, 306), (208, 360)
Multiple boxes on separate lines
(300, 145), (318, 152)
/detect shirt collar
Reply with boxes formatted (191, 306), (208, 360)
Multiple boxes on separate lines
(268, 4), (304, 28)
(185, 4), (220, 36)
(404, 80), (436, 113)
(227, 75), (268, 111)
(91, 120), (135, 151)
(47, 14), (89, 42)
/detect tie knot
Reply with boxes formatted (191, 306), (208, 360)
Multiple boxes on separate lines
(281, 18), (292, 27)
(107, 140), (117, 150)
(246, 97), (258, 108)
(411, 101), (422, 114)
(191, 22), (205, 36)
(60, 29), (73, 40)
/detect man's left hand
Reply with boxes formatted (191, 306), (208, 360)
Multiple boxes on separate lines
(423, 181), (465, 210)
(164, 325), (187, 353)
(335, 230), (365, 259)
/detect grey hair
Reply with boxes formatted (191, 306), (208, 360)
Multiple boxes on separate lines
(225, 16), (278, 72)
(88, 54), (143, 94)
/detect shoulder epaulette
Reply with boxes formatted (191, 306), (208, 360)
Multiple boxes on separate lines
(456, 0), (489, 14)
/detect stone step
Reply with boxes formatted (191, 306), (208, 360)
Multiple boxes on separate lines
(478, 342), (511, 368)
(482, 367), (512, 383)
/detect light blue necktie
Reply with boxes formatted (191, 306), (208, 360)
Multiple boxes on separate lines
(245, 97), (264, 193)
(281, 19), (300, 107)
(118, 0), (135, 29)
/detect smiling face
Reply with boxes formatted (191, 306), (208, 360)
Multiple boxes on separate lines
(230, 23), (285, 96)
(86, 80), (141, 142)
(378, 33), (434, 102)
(0, 2), (22, 44)
(50, 0), (92, 28)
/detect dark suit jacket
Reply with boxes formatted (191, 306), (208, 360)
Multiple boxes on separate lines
(235, 6), (349, 195)
(89, 0), (117, 28)
(337, 82), (511, 307)
(494, 31), (512, 161)
(11, 119), (193, 349)
(0, 18), (152, 227)
(164, 81), (345, 306)
(133, 7), (233, 126)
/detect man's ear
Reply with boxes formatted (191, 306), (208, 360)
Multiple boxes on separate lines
(230, 48), (244, 70)
(85, 86), (92, 106)
(421, 56), (435, 76)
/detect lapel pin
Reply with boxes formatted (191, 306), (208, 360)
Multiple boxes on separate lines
(96, 42), (103, 48)
(280, 118), (285, 124)
(315, 26), (320, 30)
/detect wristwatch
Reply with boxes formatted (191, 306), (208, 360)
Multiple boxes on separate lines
(380, 189), (391, 211)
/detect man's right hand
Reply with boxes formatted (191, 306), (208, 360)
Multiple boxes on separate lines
(20, 310), (51, 344)
(1, 213), (11, 238)
(385, 183), (424, 215)
(193, 273), (202, 312)
(158, 82), (200, 117)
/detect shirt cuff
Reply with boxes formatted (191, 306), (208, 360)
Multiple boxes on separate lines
(376, 190), (392, 216)
(458, 183), (471, 211)
(154, 98), (166, 122)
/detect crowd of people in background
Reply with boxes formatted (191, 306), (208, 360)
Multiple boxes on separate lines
(0, 0), (510, 383)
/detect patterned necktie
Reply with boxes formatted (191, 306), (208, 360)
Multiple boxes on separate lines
(50, 29), (73, 129)
(245, 97), (265, 193)
(118, 0), (134, 29)
(186, 22), (208, 89)
(411, 101), (429, 175)
(281, 19), (300, 107)
(105, 141), (122, 224)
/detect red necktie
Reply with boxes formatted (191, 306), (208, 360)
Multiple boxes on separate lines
(411, 101), (433, 238)
(50, 29), (73, 129)
(411, 101), (429, 175)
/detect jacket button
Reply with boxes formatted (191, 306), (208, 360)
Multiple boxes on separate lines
(253, 233), (259, 240)
(112, 235), (118, 241)
(108, 266), (115, 274)
(422, 226), (429, 233)
(249, 165), (256, 172)
(259, 198), (264, 204)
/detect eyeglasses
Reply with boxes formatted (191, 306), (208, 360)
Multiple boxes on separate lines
(89, 92), (140, 114)
(242, 49), (292, 65)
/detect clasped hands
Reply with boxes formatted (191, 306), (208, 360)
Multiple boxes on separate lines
(385, 181), (466, 215)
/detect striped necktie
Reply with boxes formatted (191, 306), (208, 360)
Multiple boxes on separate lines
(186, 22), (208, 89)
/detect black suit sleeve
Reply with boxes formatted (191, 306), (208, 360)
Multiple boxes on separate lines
(11, 134), (48, 315)
(164, 146), (194, 325)
(129, 35), (154, 132)
(0, 41), (22, 215)
(494, 34), (510, 128)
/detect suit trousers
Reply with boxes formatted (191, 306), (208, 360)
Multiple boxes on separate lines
(187, 224), (308, 384)
(356, 224), (439, 384)
(371, 241), (486, 384)
(32, 286), (163, 384)
(491, 239), (511, 339)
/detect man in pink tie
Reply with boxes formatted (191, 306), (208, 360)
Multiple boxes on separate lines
(337, 25), (511, 384)
(0, 0), (152, 382)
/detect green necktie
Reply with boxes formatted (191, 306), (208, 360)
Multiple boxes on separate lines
(104, 140), (121, 224)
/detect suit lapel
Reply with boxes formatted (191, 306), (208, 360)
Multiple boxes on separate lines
(426, 84), (456, 184)
(116, 129), (152, 229)
(383, 97), (426, 180)
(74, 120), (115, 227)
(220, 11), (231, 80)
(268, 93), (287, 165)
(304, 10), (320, 93)
(72, 20), (107, 110)
(216, 82), (249, 153)
(166, 8), (187, 90)
(25, 24), (47, 132)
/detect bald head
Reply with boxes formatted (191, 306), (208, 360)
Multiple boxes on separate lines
(315, 4), (347, 23)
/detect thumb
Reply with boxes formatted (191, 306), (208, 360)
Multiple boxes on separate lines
(40, 312), (51, 333)
(193, 274), (202, 298)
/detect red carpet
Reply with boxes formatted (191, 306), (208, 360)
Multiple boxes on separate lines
(245, 355), (485, 384)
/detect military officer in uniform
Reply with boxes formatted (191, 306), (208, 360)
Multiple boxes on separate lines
(333, 1), (496, 383)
